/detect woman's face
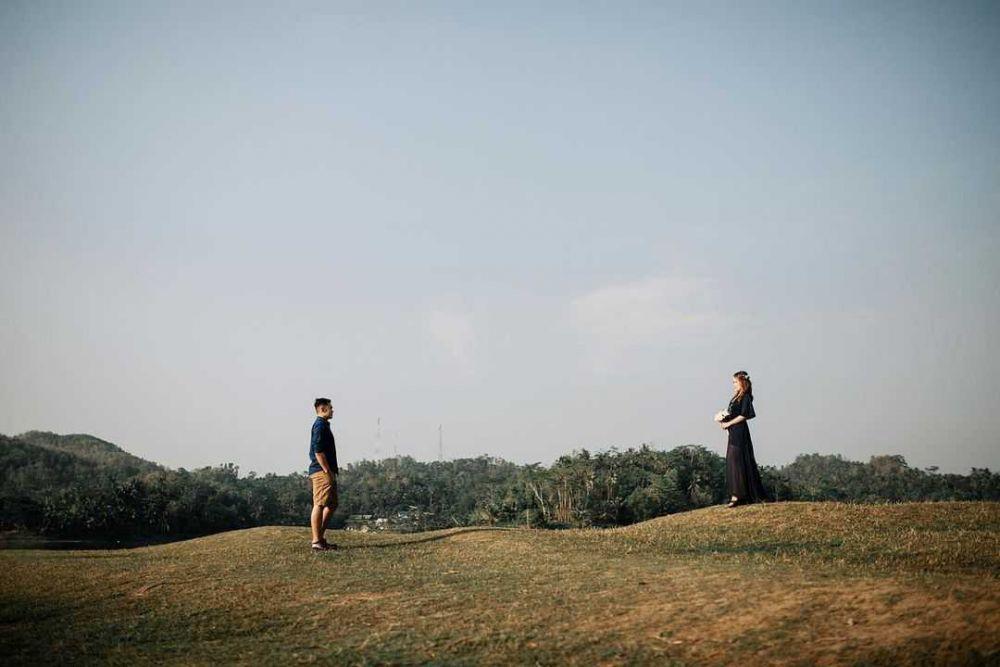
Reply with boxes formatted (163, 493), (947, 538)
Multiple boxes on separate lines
(732, 376), (740, 392)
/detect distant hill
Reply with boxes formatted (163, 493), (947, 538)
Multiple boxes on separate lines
(0, 434), (99, 484)
(0, 432), (166, 531)
(0, 432), (307, 537)
(15, 431), (161, 477)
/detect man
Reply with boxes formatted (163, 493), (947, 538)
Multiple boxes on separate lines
(308, 397), (339, 551)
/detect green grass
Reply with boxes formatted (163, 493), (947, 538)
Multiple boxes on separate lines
(2, 502), (998, 665)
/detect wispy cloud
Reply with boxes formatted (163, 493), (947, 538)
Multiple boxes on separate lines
(571, 275), (720, 371)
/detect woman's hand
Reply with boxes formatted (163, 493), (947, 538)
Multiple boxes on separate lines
(720, 421), (730, 429)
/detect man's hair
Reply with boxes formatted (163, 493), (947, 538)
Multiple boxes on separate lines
(314, 397), (332, 410)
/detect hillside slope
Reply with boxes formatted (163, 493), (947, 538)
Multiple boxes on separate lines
(1, 502), (997, 665)
(15, 431), (161, 476)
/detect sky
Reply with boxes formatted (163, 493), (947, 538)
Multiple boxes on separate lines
(2, 1), (998, 475)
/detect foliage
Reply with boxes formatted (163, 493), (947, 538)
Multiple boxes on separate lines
(1, 432), (998, 538)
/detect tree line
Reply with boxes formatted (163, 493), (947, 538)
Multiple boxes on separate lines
(1, 432), (997, 539)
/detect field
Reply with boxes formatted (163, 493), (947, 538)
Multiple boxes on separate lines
(2, 502), (998, 665)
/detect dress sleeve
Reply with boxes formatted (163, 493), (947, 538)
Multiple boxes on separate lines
(740, 394), (756, 420)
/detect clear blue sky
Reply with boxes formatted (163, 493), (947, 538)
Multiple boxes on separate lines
(2, 1), (998, 474)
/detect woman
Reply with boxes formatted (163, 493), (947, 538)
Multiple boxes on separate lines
(719, 370), (770, 507)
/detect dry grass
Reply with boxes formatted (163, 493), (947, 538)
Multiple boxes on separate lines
(1, 502), (997, 665)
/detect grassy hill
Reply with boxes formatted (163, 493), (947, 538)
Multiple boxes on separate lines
(0, 432), (169, 536)
(15, 431), (161, 476)
(1, 502), (997, 665)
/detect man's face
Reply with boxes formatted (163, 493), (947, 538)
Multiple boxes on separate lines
(317, 404), (334, 419)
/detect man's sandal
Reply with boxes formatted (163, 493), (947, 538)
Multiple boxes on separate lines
(312, 539), (338, 551)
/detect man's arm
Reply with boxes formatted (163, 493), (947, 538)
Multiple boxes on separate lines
(311, 423), (323, 456)
(315, 451), (334, 476)
(323, 421), (339, 475)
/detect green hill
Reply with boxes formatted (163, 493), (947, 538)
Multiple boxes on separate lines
(15, 431), (160, 476)
(1, 502), (997, 665)
(0, 433), (166, 535)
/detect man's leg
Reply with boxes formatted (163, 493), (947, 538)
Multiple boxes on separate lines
(319, 482), (338, 542)
(320, 506), (333, 537)
(311, 504), (323, 543)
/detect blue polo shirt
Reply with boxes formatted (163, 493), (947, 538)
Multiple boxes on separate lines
(308, 416), (338, 475)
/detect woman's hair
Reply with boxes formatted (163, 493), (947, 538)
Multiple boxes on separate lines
(731, 370), (752, 401)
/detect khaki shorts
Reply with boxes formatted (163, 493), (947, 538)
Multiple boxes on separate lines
(310, 471), (338, 509)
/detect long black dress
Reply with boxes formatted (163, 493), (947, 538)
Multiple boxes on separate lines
(725, 392), (770, 503)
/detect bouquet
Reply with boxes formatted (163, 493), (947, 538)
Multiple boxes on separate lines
(713, 409), (730, 423)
